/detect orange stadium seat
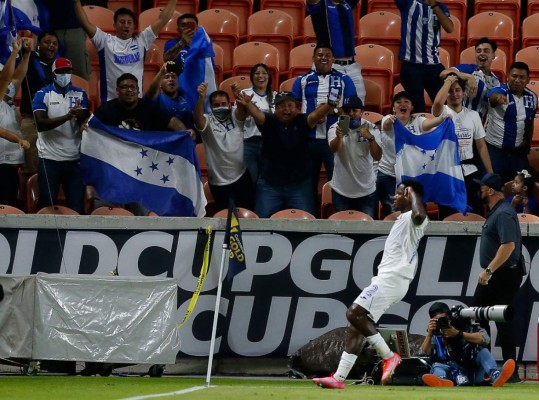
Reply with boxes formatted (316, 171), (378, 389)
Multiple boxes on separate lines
(532, 116), (539, 146)
(474, 0), (520, 41)
(212, 43), (224, 85)
(328, 210), (374, 221)
(154, 0), (199, 14)
(270, 209), (316, 220)
(529, 0), (539, 15)
(196, 143), (208, 182)
(207, 0), (253, 39)
(82, 5), (114, 34)
(460, 46), (506, 83)
(467, 12), (513, 72)
(0, 205), (25, 214)
(367, 0), (399, 14)
(145, 42), (162, 66)
(279, 77), (296, 92)
(109, 0), (138, 14)
(522, 14), (539, 48)
(440, 16), (461, 65)
(36, 205), (80, 215)
(247, 10), (294, 77)
(518, 213), (539, 222)
(288, 43), (316, 79)
(384, 211), (401, 221)
(515, 46), (539, 81)
(197, 9), (240, 76)
(355, 44), (395, 114)
(260, 0), (306, 43)
(91, 207), (135, 216)
(363, 78), (386, 114)
(232, 42), (280, 91)
(139, 7), (179, 32)
(320, 182), (334, 219)
(218, 75), (251, 103)
(438, 47), (451, 69)
(529, 146), (539, 170)
(70, 74), (95, 112)
(213, 207), (259, 218)
(303, 16), (316, 44)
(361, 111), (384, 125)
(443, 212), (486, 221)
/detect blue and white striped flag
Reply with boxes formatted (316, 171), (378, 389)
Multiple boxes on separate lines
(179, 26), (217, 113)
(80, 116), (207, 217)
(395, 118), (468, 214)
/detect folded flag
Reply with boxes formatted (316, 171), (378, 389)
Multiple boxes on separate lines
(224, 198), (246, 281)
(81, 116), (207, 217)
(395, 118), (468, 214)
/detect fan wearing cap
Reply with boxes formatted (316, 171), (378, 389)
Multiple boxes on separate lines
(473, 172), (524, 382)
(0, 37), (32, 207)
(420, 301), (515, 387)
(235, 90), (335, 218)
(32, 57), (90, 214)
(327, 95), (381, 218)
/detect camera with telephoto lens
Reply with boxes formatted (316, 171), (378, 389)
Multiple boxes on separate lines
(449, 305), (514, 323)
(436, 316), (450, 330)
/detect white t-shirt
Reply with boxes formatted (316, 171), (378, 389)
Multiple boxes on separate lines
(327, 119), (381, 198)
(377, 210), (429, 280)
(198, 112), (246, 186)
(378, 115), (426, 177)
(91, 27), (156, 102)
(0, 101), (24, 164)
(240, 87), (275, 140)
(438, 105), (485, 176)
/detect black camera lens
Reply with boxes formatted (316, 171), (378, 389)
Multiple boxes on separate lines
(437, 316), (450, 329)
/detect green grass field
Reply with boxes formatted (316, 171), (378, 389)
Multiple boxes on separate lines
(1, 376), (538, 400)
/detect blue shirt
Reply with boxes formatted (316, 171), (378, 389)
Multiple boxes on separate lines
(292, 69), (357, 139)
(396, 0), (451, 64)
(164, 38), (189, 70)
(307, 0), (359, 58)
(454, 64), (501, 120)
(151, 93), (193, 129)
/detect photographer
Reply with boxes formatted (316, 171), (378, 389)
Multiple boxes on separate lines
(420, 302), (514, 387)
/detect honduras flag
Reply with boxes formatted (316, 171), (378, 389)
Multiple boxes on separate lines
(80, 116), (207, 217)
(179, 26), (217, 113)
(395, 118), (468, 214)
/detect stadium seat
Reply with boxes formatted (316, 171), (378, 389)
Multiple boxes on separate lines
(459, 46), (506, 83)
(474, 0), (520, 41)
(444, 0), (467, 36)
(207, 0), (253, 39)
(384, 211), (401, 221)
(358, 12), (401, 76)
(522, 14), (539, 48)
(270, 208), (316, 220)
(145, 43), (162, 66)
(532, 116), (539, 146)
(440, 16), (461, 65)
(361, 111), (384, 126)
(0, 205), (25, 214)
(328, 210), (374, 221)
(109, 0), (138, 14)
(197, 9), (240, 76)
(139, 7), (179, 32)
(156, 10), (182, 40)
(442, 212), (486, 221)
(517, 213), (539, 222)
(36, 205), (80, 215)
(88, 70), (101, 110)
(363, 78), (385, 114)
(515, 47), (539, 81)
(320, 182), (334, 219)
(196, 143), (208, 182)
(529, 146), (539, 172)
(438, 47), (451, 69)
(355, 44), (394, 114)
(91, 206), (135, 216)
(70, 74), (95, 112)
(154, 0), (199, 14)
(82, 5), (114, 34)
(232, 42), (280, 91)
(247, 10), (294, 77)
(303, 16), (316, 44)
(218, 75), (251, 103)
(260, 0), (306, 43)
(466, 12), (513, 72)
(288, 43), (316, 79)
(203, 181), (215, 216)
(213, 207), (259, 218)
(213, 43), (224, 85)
(528, 81), (539, 111)
(367, 0), (399, 14)
(279, 77), (296, 92)
(529, 0), (539, 15)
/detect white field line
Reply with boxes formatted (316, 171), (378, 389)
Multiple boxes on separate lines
(116, 385), (208, 400)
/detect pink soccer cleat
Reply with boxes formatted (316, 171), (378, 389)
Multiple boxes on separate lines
(381, 353), (402, 385)
(312, 374), (345, 389)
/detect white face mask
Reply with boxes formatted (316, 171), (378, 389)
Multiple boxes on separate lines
(54, 73), (71, 88)
(5, 83), (15, 105)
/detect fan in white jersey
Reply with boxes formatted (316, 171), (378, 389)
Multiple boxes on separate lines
(432, 73), (493, 217)
(313, 180), (428, 389)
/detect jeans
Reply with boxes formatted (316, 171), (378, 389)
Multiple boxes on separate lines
(209, 170), (254, 213)
(243, 137), (262, 187)
(38, 158), (84, 214)
(431, 348), (499, 385)
(255, 177), (314, 218)
(332, 189), (378, 219)
(308, 139), (334, 210)
(486, 143), (529, 184)
(376, 171), (396, 219)
(400, 61), (445, 113)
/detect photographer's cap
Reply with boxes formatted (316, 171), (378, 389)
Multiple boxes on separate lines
(429, 302), (450, 318)
(473, 172), (504, 192)
(274, 91), (296, 105)
(342, 95), (363, 110)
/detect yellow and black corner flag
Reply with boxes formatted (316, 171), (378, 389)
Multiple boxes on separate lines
(224, 198), (246, 280)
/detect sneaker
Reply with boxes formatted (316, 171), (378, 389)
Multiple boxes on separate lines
(507, 374), (523, 384)
(381, 353), (402, 385)
(422, 374), (455, 387)
(492, 359), (516, 387)
(313, 374), (345, 389)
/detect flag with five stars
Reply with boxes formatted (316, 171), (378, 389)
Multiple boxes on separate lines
(80, 116), (207, 216)
(394, 118), (468, 214)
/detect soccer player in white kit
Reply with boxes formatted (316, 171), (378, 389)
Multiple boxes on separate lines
(314, 180), (428, 388)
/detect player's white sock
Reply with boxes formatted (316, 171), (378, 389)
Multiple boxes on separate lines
(334, 351), (358, 381)
(366, 333), (393, 359)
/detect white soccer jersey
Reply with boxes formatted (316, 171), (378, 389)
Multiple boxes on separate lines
(0, 101), (24, 164)
(92, 26), (156, 103)
(376, 210), (428, 280)
(240, 87), (275, 140)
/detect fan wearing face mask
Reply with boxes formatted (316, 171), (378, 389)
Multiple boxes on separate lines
(32, 57), (91, 213)
(193, 83), (254, 213)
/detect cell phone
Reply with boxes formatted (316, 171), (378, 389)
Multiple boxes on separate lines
(328, 87), (339, 104)
(338, 115), (350, 136)
(187, 21), (196, 31)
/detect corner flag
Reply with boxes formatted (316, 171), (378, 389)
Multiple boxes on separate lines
(224, 198), (246, 280)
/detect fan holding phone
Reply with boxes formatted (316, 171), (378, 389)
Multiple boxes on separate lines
(328, 95), (382, 219)
(163, 14), (199, 72)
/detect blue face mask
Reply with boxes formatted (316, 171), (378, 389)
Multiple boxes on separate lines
(349, 117), (361, 129)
